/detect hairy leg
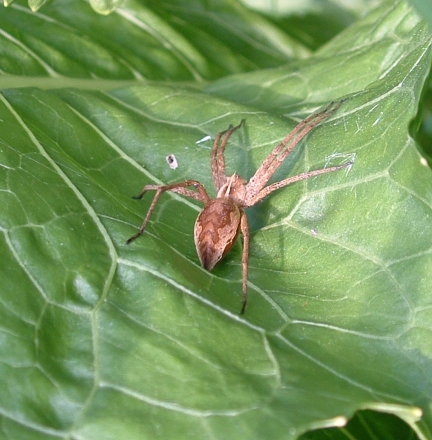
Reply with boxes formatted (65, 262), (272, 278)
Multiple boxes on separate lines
(211, 120), (245, 192)
(127, 180), (210, 244)
(240, 211), (250, 314)
(247, 100), (344, 196)
(248, 161), (352, 206)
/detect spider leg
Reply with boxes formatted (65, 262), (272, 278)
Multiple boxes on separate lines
(247, 100), (344, 197)
(211, 120), (245, 191)
(239, 211), (250, 314)
(126, 180), (210, 244)
(248, 160), (352, 206)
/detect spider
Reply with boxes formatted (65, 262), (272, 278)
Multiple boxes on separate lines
(127, 100), (352, 314)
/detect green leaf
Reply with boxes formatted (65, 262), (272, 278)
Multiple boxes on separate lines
(408, 0), (432, 26)
(302, 409), (420, 440)
(0, 0), (308, 81)
(0, 0), (432, 439)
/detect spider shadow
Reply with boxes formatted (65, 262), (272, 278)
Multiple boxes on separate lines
(245, 196), (294, 272)
(231, 120), (308, 277)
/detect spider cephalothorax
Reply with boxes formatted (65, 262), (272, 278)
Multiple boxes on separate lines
(127, 100), (352, 314)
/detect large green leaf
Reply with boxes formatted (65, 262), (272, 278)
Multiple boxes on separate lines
(0, 0), (432, 439)
(0, 0), (310, 81)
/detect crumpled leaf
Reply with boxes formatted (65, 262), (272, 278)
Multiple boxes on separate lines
(0, 0), (431, 439)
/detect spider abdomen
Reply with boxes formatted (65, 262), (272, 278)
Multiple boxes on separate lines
(194, 198), (242, 271)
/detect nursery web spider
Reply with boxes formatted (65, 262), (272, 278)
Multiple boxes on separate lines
(127, 100), (352, 314)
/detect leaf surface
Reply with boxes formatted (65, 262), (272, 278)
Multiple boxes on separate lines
(0, 1), (431, 439)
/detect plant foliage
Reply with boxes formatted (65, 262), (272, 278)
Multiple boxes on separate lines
(0, 0), (431, 439)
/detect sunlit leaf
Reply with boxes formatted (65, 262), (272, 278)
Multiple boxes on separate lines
(0, 0), (431, 439)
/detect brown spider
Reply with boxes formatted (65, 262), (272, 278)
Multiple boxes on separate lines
(127, 100), (352, 314)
